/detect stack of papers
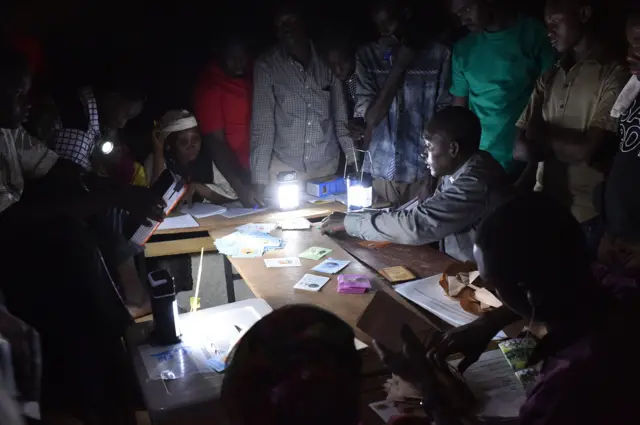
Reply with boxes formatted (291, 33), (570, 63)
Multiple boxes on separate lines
(236, 223), (278, 233)
(215, 230), (284, 258)
(394, 274), (507, 339)
(157, 214), (200, 230)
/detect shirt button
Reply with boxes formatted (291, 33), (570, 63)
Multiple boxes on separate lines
(306, 140), (310, 143)
(307, 121), (311, 125)
(307, 103), (311, 107)
(559, 104), (565, 109)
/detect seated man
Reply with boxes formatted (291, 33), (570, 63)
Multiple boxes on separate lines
(222, 305), (361, 425)
(0, 48), (163, 423)
(380, 193), (640, 424)
(321, 107), (510, 263)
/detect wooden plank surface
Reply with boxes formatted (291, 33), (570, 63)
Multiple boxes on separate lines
(144, 237), (215, 258)
(155, 201), (346, 235)
(226, 228), (453, 345)
(332, 235), (457, 279)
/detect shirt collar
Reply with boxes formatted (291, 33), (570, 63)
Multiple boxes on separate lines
(447, 153), (476, 183)
(279, 40), (318, 69)
(555, 43), (610, 72)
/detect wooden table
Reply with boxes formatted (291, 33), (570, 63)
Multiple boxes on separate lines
(145, 201), (346, 258)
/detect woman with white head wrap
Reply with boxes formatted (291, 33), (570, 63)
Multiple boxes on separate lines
(145, 110), (237, 204)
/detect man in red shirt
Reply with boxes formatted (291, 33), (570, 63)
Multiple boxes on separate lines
(194, 36), (261, 206)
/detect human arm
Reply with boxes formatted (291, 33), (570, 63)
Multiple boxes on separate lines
(449, 43), (469, 109)
(330, 73), (355, 160)
(249, 60), (276, 185)
(435, 47), (453, 110)
(545, 65), (627, 168)
(343, 174), (490, 245)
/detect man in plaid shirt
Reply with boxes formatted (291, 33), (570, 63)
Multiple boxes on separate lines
(356, 0), (452, 205)
(250, 4), (354, 192)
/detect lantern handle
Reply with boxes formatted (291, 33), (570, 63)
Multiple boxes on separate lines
(344, 149), (373, 182)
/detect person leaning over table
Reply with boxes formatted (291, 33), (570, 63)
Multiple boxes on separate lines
(321, 106), (511, 263)
(374, 193), (640, 425)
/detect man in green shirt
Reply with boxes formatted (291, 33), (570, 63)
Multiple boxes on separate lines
(450, 0), (556, 174)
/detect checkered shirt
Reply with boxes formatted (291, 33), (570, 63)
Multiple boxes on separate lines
(354, 41), (452, 183)
(250, 43), (353, 184)
(52, 87), (101, 171)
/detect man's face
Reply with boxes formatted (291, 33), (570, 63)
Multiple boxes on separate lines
(544, 1), (586, 53)
(0, 72), (31, 129)
(102, 96), (144, 130)
(450, 0), (487, 33)
(371, 6), (401, 38)
(275, 12), (306, 47)
(423, 128), (456, 178)
(626, 16), (640, 76)
(224, 43), (249, 78)
(327, 49), (355, 82)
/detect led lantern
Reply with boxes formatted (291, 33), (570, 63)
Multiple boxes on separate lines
(345, 149), (373, 212)
(148, 269), (181, 345)
(276, 170), (300, 210)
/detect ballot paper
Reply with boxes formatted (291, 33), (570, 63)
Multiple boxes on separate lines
(394, 274), (507, 339)
(180, 202), (227, 218)
(220, 201), (267, 218)
(293, 274), (330, 292)
(299, 246), (332, 260)
(157, 214), (200, 230)
(264, 257), (301, 268)
(236, 223), (278, 233)
(312, 258), (350, 274)
(450, 350), (527, 419)
(368, 401), (404, 423)
(279, 217), (311, 230)
(215, 230), (284, 257)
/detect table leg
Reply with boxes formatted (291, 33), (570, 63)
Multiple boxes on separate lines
(222, 254), (238, 303)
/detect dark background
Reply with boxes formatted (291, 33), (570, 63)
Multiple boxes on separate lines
(0, 0), (630, 158)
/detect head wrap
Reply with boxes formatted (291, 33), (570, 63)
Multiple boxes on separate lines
(156, 110), (198, 139)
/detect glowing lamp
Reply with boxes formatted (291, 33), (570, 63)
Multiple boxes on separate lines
(276, 171), (300, 210)
(345, 149), (373, 212)
(99, 139), (114, 155)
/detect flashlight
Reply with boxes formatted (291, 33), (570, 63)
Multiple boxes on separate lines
(276, 170), (300, 210)
(99, 139), (114, 154)
(148, 269), (181, 345)
(345, 149), (373, 212)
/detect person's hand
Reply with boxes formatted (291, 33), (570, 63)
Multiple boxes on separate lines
(346, 118), (366, 147)
(152, 130), (165, 153)
(112, 185), (165, 224)
(628, 45), (640, 76)
(427, 317), (499, 374)
(320, 212), (347, 235)
(0, 308), (41, 402)
(237, 184), (265, 208)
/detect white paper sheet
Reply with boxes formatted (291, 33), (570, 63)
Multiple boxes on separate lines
(220, 201), (267, 218)
(180, 203), (227, 218)
(394, 274), (506, 339)
(451, 350), (527, 419)
(157, 214), (200, 230)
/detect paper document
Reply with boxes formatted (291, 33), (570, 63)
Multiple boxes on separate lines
(451, 350), (527, 419)
(157, 214), (200, 230)
(221, 201), (267, 218)
(394, 274), (506, 339)
(180, 203), (227, 218)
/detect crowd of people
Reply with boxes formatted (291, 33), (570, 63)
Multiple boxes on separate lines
(1, 0), (640, 423)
